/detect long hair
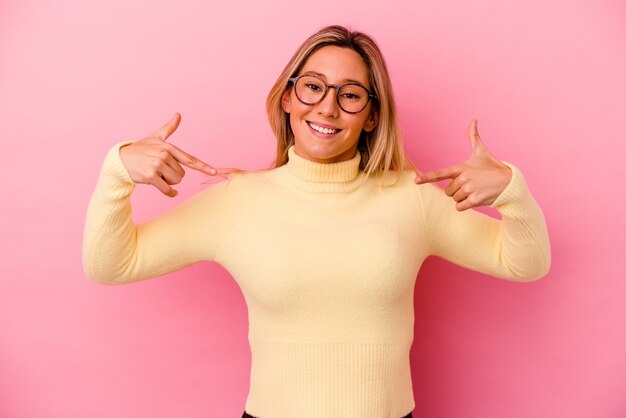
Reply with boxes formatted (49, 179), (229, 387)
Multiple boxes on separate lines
(207, 25), (416, 186)
(265, 24), (416, 185)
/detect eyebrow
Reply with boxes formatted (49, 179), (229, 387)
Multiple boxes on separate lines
(301, 70), (368, 86)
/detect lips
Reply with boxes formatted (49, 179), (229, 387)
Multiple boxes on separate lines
(307, 120), (340, 130)
(306, 121), (342, 136)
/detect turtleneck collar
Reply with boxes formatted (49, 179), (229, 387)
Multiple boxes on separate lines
(277, 145), (366, 193)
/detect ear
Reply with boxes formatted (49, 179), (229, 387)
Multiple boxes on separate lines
(281, 88), (292, 113)
(363, 106), (379, 132)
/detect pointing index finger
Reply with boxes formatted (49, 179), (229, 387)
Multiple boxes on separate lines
(168, 144), (217, 175)
(415, 165), (461, 184)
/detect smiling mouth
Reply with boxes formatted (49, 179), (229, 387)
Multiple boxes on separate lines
(307, 121), (342, 136)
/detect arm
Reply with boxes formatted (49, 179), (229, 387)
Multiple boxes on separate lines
(415, 161), (551, 282)
(82, 141), (230, 285)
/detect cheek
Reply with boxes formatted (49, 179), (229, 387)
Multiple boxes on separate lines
(292, 100), (311, 116)
(347, 116), (368, 131)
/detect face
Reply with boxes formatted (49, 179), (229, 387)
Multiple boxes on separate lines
(281, 45), (379, 164)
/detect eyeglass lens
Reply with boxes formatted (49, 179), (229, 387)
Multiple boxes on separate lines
(295, 75), (370, 113)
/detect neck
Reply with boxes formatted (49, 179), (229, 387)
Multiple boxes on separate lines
(280, 144), (365, 193)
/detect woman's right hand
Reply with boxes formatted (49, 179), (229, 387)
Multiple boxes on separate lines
(119, 113), (223, 198)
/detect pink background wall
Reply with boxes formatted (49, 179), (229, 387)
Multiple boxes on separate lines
(1, 0), (624, 417)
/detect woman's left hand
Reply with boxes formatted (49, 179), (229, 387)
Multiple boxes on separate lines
(414, 119), (513, 211)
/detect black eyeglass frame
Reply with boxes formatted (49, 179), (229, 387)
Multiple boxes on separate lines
(288, 75), (377, 114)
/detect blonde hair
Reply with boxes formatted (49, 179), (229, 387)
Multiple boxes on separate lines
(207, 25), (416, 186)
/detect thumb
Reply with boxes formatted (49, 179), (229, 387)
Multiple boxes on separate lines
(468, 118), (487, 156)
(152, 113), (181, 142)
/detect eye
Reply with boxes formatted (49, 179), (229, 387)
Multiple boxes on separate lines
(340, 84), (367, 101)
(305, 83), (322, 91)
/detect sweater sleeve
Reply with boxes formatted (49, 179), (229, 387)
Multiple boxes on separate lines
(414, 161), (551, 282)
(82, 141), (231, 285)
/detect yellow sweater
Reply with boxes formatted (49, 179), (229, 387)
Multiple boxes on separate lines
(83, 142), (551, 418)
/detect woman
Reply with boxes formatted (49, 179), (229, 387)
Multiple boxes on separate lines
(83, 25), (551, 418)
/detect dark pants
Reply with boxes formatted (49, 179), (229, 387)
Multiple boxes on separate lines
(242, 411), (413, 418)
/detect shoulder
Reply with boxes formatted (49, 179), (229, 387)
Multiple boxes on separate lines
(396, 169), (448, 207)
(369, 168), (421, 189)
(358, 169), (426, 204)
(222, 167), (275, 191)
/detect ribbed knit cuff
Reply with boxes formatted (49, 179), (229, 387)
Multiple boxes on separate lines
(489, 161), (528, 209)
(102, 141), (136, 185)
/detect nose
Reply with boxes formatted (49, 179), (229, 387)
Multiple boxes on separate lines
(316, 86), (340, 118)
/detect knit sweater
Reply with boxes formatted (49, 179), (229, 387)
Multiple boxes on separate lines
(83, 142), (551, 418)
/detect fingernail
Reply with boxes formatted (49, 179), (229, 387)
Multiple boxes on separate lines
(210, 168), (217, 175)
(415, 177), (422, 183)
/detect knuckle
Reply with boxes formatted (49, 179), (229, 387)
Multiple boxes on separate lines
(146, 171), (161, 181)
(153, 157), (167, 170)
(156, 153), (169, 163)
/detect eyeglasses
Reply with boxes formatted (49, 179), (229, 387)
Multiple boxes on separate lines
(288, 74), (377, 114)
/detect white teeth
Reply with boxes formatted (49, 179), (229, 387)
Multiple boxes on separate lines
(309, 122), (338, 135)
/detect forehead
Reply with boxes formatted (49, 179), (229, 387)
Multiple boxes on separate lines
(300, 45), (370, 86)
